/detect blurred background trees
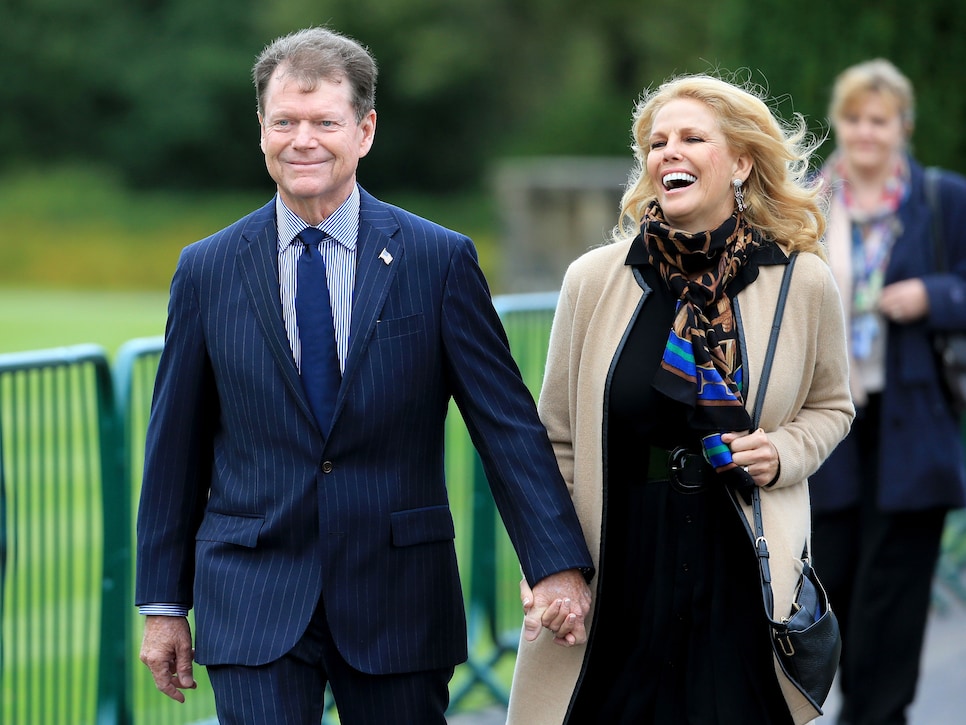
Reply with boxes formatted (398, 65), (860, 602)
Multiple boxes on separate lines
(1, 0), (964, 299)
(3, 0), (963, 197)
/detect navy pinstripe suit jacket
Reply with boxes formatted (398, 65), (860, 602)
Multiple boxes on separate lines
(135, 187), (593, 674)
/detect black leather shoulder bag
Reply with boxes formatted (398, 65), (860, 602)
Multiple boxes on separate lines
(731, 252), (842, 713)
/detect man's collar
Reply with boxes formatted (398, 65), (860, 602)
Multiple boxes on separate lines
(276, 185), (361, 251)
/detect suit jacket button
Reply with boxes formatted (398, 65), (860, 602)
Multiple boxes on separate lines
(321, 461), (334, 474)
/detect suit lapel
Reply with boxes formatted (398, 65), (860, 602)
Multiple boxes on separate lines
(232, 191), (405, 434)
(339, 194), (403, 400)
(235, 200), (314, 422)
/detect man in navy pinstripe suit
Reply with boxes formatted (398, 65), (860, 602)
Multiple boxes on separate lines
(135, 26), (594, 724)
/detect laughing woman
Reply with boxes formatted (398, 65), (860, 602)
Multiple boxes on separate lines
(506, 74), (854, 725)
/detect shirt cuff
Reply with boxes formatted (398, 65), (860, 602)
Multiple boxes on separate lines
(139, 603), (189, 617)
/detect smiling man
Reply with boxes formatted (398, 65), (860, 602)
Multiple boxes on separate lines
(134, 25), (594, 725)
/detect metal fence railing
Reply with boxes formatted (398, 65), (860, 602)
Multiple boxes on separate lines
(2, 292), (965, 724)
(112, 337), (219, 725)
(0, 345), (121, 725)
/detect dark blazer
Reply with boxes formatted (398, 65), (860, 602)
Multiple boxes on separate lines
(810, 159), (966, 512)
(135, 187), (592, 674)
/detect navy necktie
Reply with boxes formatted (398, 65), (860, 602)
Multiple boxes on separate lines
(296, 227), (341, 434)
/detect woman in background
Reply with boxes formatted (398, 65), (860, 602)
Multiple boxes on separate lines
(507, 74), (854, 725)
(809, 58), (966, 725)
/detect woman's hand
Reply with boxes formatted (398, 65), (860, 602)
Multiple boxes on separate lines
(721, 428), (780, 487)
(879, 278), (929, 324)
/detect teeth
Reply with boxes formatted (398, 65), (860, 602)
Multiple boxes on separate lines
(663, 172), (697, 189)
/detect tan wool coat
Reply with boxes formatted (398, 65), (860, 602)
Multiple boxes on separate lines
(506, 240), (855, 725)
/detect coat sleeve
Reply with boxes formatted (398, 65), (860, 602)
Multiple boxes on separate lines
(763, 255), (855, 489)
(923, 168), (966, 332)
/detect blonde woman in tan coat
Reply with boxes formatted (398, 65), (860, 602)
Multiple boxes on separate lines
(507, 75), (855, 725)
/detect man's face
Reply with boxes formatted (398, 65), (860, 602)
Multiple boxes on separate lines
(259, 66), (376, 224)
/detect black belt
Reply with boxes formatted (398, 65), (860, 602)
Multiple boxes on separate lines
(647, 446), (712, 493)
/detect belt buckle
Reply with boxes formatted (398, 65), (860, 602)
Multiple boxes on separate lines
(668, 446), (707, 494)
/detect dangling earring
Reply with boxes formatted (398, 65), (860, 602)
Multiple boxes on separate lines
(733, 178), (745, 213)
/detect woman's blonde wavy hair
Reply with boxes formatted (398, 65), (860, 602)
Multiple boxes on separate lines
(614, 74), (827, 258)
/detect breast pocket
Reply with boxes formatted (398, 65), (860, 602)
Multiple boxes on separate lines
(373, 313), (423, 340)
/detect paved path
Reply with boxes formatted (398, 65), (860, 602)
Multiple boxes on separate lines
(447, 597), (966, 725)
(817, 596), (966, 724)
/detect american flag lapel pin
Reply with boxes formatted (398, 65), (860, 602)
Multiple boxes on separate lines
(379, 248), (393, 265)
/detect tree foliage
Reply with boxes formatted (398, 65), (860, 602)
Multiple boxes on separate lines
(2, 0), (963, 194)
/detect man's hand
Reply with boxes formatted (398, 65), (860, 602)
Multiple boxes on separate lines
(521, 569), (592, 646)
(139, 615), (197, 702)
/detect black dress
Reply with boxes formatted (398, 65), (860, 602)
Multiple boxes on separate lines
(567, 247), (793, 725)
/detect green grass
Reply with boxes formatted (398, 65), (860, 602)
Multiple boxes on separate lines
(0, 287), (169, 357)
(0, 164), (499, 291)
(0, 164), (269, 292)
(0, 164), (500, 359)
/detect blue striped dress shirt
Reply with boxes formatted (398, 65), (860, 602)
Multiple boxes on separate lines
(277, 186), (359, 371)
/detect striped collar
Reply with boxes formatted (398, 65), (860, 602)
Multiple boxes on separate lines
(275, 185), (361, 252)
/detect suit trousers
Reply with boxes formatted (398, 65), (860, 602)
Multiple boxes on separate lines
(812, 393), (947, 725)
(207, 594), (454, 725)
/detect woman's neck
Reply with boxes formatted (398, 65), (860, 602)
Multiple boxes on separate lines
(843, 155), (902, 211)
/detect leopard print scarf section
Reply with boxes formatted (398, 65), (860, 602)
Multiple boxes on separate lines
(643, 200), (762, 439)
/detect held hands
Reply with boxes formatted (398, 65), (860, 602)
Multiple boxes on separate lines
(140, 615), (197, 703)
(721, 428), (779, 487)
(520, 569), (592, 647)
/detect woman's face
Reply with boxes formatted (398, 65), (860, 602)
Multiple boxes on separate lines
(646, 97), (751, 234)
(833, 91), (906, 175)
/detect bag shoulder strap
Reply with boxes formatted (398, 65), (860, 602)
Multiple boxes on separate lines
(750, 252), (798, 617)
(751, 252), (798, 430)
(925, 166), (946, 273)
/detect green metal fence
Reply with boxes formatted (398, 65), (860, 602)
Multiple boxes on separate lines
(2, 292), (965, 724)
(451, 292), (560, 707)
(113, 337), (219, 725)
(0, 345), (122, 725)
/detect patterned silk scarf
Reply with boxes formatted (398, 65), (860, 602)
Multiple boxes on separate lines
(643, 201), (762, 472)
(823, 153), (907, 361)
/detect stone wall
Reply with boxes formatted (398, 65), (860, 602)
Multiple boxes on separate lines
(492, 156), (631, 293)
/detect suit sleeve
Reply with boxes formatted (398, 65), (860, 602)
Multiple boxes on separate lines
(135, 248), (217, 608)
(438, 237), (593, 585)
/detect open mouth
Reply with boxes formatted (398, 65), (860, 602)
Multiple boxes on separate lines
(663, 172), (696, 190)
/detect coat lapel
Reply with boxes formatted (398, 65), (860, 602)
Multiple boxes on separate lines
(235, 200), (314, 422)
(339, 198), (403, 403)
(232, 191), (405, 434)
